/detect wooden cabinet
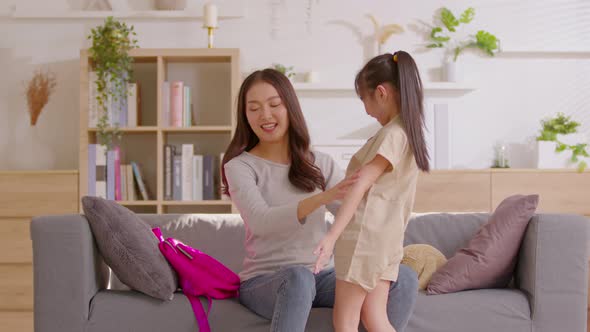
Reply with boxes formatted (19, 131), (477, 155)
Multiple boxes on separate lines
(415, 169), (590, 216)
(0, 171), (78, 332)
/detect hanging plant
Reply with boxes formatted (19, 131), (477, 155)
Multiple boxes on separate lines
(88, 16), (138, 149)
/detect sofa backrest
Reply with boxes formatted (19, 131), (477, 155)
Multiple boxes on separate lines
(404, 212), (490, 258)
(138, 212), (491, 273)
(140, 214), (246, 274)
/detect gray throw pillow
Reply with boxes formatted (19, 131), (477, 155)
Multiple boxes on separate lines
(82, 196), (177, 300)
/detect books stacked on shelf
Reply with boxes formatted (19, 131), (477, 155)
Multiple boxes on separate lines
(161, 81), (194, 127)
(88, 71), (141, 127)
(163, 144), (228, 201)
(87, 144), (150, 201)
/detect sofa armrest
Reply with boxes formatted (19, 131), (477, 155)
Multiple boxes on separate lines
(31, 214), (107, 332)
(515, 213), (588, 332)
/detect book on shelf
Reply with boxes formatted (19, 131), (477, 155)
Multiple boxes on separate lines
(164, 144), (175, 200)
(173, 154), (182, 201)
(166, 80), (194, 127)
(88, 71), (141, 128)
(88, 71), (99, 128)
(164, 144), (223, 202)
(127, 82), (140, 127)
(86, 144), (146, 201)
(120, 163), (127, 201)
(183, 85), (191, 127)
(88, 144), (107, 199)
(170, 81), (184, 127)
(161, 81), (170, 127)
(114, 146), (121, 201)
(181, 144), (194, 201)
(131, 161), (150, 200)
(126, 165), (136, 201)
(193, 155), (203, 201)
(203, 155), (215, 200)
(106, 73), (125, 128)
(106, 150), (116, 200)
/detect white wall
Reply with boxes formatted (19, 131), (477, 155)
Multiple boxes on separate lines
(0, 0), (588, 170)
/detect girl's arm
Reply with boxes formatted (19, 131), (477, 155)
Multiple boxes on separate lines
(313, 154), (391, 273)
(225, 159), (358, 236)
(297, 172), (358, 220)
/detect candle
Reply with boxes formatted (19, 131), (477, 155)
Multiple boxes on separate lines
(204, 3), (218, 28)
(305, 71), (320, 83)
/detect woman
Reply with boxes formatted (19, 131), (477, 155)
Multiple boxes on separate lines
(221, 68), (418, 332)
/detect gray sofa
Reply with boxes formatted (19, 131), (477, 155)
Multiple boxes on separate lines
(31, 212), (588, 332)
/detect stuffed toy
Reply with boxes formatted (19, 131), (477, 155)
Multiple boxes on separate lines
(401, 244), (447, 290)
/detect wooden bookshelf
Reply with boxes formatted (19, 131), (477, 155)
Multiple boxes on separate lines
(79, 48), (240, 214)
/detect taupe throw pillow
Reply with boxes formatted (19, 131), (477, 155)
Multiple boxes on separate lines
(426, 194), (539, 295)
(82, 196), (177, 300)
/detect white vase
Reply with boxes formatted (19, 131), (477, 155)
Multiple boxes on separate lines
(443, 60), (462, 82)
(536, 140), (561, 168)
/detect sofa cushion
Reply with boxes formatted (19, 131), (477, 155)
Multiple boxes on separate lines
(82, 196), (177, 300)
(86, 290), (334, 332)
(408, 289), (531, 332)
(404, 212), (490, 258)
(426, 194), (539, 294)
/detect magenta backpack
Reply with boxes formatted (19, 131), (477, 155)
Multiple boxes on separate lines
(152, 228), (240, 332)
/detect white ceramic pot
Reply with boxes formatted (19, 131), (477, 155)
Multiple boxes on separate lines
(443, 60), (462, 82)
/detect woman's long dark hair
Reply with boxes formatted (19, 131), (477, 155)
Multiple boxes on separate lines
(221, 69), (326, 196)
(354, 51), (430, 172)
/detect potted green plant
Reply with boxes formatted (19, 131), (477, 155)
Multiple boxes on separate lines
(272, 63), (295, 81)
(88, 16), (138, 149)
(536, 113), (589, 172)
(427, 7), (500, 82)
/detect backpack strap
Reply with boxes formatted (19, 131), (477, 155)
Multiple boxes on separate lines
(152, 228), (165, 243)
(186, 294), (211, 332)
(205, 296), (213, 316)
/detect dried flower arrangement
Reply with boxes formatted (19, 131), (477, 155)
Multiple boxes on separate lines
(25, 69), (57, 126)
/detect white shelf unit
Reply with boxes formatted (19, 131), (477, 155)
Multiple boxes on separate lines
(293, 82), (477, 97)
(8, 5), (244, 20)
(498, 50), (590, 58)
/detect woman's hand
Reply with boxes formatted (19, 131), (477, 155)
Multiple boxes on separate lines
(313, 234), (337, 274)
(323, 170), (360, 204)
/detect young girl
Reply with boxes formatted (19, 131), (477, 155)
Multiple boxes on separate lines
(314, 51), (430, 332)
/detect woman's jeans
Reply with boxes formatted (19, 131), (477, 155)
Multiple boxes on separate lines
(239, 265), (418, 332)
